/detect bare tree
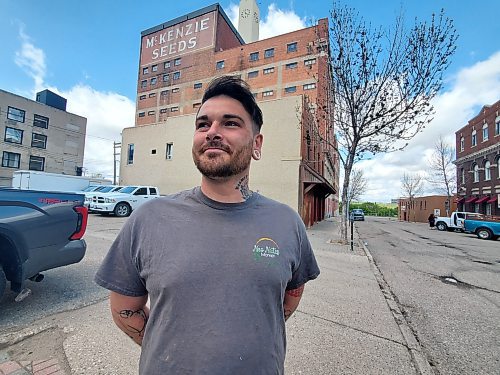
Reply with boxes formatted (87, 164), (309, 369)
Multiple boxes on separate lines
(311, 2), (457, 240)
(426, 136), (456, 215)
(401, 172), (424, 221)
(346, 168), (368, 206)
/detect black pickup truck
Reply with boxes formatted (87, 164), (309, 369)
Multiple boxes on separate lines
(0, 188), (88, 301)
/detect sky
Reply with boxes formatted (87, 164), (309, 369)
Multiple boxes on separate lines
(1, 0), (499, 202)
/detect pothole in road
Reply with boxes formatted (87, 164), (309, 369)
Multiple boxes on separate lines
(438, 276), (472, 289)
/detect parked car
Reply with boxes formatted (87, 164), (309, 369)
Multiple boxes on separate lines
(464, 216), (500, 240)
(435, 211), (482, 232)
(350, 209), (365, 221)
(0, 188), (88, 301)
(84, 185), (123, 208)
(89, 186), (160, 217)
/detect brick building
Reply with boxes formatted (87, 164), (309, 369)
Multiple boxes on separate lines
(0, 89), (87, 186)
(398, 195), (458, 223)
(120, 3), (339, 226)
(454, 100), (500, 216)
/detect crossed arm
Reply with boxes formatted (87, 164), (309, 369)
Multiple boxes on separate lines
(109, 291), (150, 346)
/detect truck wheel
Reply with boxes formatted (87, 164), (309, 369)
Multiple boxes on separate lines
(436, 222), (447, 231)
(476, 228), (493, 240)
(114, 203), (131, 217)
(0, 265), (6, 301)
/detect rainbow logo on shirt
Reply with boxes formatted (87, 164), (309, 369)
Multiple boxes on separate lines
(252, 237), (280, 266)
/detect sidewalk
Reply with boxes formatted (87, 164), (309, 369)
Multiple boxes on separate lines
(1, 217), (430, 374)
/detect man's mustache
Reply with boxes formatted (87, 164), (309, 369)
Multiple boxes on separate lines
(200, 141), (231, 153)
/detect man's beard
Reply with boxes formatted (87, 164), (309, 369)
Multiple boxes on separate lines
(192, 140), (253, 179)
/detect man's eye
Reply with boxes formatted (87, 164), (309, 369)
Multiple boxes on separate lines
(196, 123), (209, 130)
(225, 121), (239, 127)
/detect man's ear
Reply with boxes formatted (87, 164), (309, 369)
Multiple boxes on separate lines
(252, 133), (263, 160)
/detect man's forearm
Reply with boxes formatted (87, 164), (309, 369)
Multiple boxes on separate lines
(109, 292), (149, 346)
(283, 284), (305, 321)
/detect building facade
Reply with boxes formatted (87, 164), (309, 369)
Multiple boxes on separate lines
(120, 3), (340, 226)
(398, 195), (458, 223)
(0, 89), (87, 186)
(454, 100), (500, 216)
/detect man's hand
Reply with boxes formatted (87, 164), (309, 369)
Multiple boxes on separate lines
(109, 291), (150, 346)
(283, 284), (305, 321)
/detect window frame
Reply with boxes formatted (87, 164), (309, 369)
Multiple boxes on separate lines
(173, 71), (181, 80)
(495, 117), (500, 136)
(2, 151), (21, 168)
(303, 83), (316, 90)
(264, 48), (275, 58)
(33, 114), (49, 129)
(284, 86), (297, 94)
(164, 61), (171, 69)
(285, 62), (298, 70)
(248, 70), (258, 79)
(127, 144), (134, 165)
(482, 123), (489, 141)
(194, 83), (202, 89)
(166, 142), (174, 160)
(4, 126), (23, 144)
(143, 67), (149, 75)
(151, 64), (158, 72)
(287, 42), (298, 53)
(460, 136), (464, 151)
(163, 74), (170, 82)
(249, 52), (259, 62)
(174, 58), (181, 66)
(31, 132), (47, 149)
(262, 90), (274, 97)
(29, 155), (45, 171)
(304, 58), (316, 66)
(7, 106), (25, 123)
(263, 67), (274, 74)
(150, 77), (157, 85)
(473, 163), (479, 182)
(484, 160), (491, 181)
(471, 129), (477, 146)
(216, 60), (225, 70)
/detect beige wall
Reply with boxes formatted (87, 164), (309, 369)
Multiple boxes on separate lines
(0, 90), (86, 186)
(120, 96), (302, 211)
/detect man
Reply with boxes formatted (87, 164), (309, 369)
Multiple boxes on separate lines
(95, 76), (320, 374)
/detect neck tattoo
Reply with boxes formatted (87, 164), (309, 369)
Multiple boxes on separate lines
(235, 175), (253, 200)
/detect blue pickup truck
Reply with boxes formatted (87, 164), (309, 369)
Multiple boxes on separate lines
(0, 188), (88, 301)
(464, 216), (500, 240)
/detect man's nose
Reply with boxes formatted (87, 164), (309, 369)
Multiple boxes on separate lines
(205, 121), (222, 140)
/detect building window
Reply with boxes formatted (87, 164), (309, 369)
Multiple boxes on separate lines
(31, 133), (47, 149)
(163, 74), (170, 82)
(486, 204), (492, 215)
(471, 129), (477, 146)
(474, 203), (479, 213)
(194, 83), (202, 89)
(248, 70), (258, 78)
(149, 93), (156, 98)
(152, 64), (158, 72)
(287, 42), (297, 53)
(285, 62), (298, 69)
(5, 127), (23, 144)
(166, 143), (173, 160)
(7, 106), (25, 123)
(285, 86), (297, 94)
(304, 58), (316, 66)
(170, 106), (179, 112)
(138, 112), (145, 117)
(193, 102), (201, 109)
(497, 156), (500, 178)
(29, 156), (45, 171)
(173, 71), (181, 80)
(496, 117), (500, 135)
(252, 93), (258, 98)
(164, 61), (171, 69)
(2, 151), (21, 168)
(264, 48), (274, 58)
(262, 90), (274, 97)
(139, 95), (146, 100)
(461, 168), (465, 184)
(143, 67), (149, 75)
(482, 123), (489, 141)
(263, 67), (274, 74)
(160, 108), (168, 114)
(460, 136), (464, 151)
(174, 58), (181, 66)
(473, 163), (479, 182)
(141, 80), (147, 88)
(160, 90), (169, 96)
(151, 77), (157, 85)
(33, 114), (49, 129)
(303, 83), (316, 90)
(172, 88), (179, 93)
(484, 160), (491, 181)
(127, 144), (134, 165)
(216, 60), (225, 70)
(148, 110), (155, 116)
(249, 52), (259, 62)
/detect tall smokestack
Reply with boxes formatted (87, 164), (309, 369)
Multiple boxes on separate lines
(238, 0), (259, 43)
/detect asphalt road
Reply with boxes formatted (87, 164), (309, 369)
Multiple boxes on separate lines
(356, 217), (500, 375)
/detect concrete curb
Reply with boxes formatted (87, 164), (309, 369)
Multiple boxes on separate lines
(357, 236), (434, 375)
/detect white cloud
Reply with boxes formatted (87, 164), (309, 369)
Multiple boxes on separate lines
(226, 2), (306, 40)
(14, 25), (46, 94)
(355, 51), (500, 202)
(14, 28), (135, 181)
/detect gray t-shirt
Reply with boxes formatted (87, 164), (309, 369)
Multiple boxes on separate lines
(95, 187), (320, 374)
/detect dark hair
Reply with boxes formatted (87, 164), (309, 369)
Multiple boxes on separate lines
(202, 75), (263, 132)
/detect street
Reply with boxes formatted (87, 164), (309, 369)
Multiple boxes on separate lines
(356, 217), (500, 375)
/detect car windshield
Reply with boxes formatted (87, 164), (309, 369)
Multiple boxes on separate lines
(119, 186), (137, 194)
(352, 209), (364, 214)
(98, 186), (115, 193)
(82, 185), (98, 192)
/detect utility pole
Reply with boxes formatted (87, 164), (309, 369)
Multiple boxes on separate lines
(113, 142), (121, 185)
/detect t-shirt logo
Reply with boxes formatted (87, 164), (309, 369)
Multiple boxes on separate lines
(252, 237), (280, 266)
